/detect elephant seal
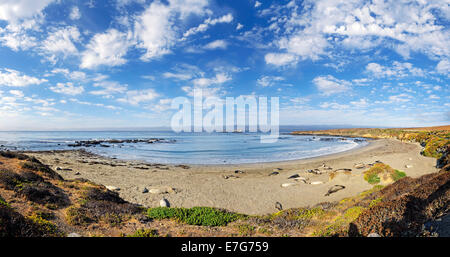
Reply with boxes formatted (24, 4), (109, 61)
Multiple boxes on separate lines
(275, 202), (283, 211)
(288, 174), (300, 179)
(160, 198), (170, 207)
(325, 185), (345, 196)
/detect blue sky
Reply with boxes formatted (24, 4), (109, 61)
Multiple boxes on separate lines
(0, 0), (448, 130)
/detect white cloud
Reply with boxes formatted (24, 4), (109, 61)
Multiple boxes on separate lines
(192, 73), (231, 87)
(182, 13), (233, 39)
(289, 97), (310, 105)
(163, 72), (192, 80)
(51, 69), (87, 81)
(313, 75), (351, 96)
(350, 98), (369, 108)
(117, 89), (159, 105)
(366, 61), (425, 78)
(90, 81), (128, 97)
(69, 6), (81, 20)
(0, 0), (55, 22)
(264, 0), (450, 66)
(236, 23), (244, 30)
(387, 94), (413, 103)
(429, 94), (440, 100)
(254, 1), (261, 8)
(9, 90), (24, 97)
(320, 102), (350, 110)
(134, 1), (173, 61)
(182, 72), (231, 97)
(257, 76), (284, 87)
(147, 98), (173, 112)
(50, 82), (84, 95)
(134, 0), (209, 61)
(0, 68), (47, 87)
(0, 19), (39, 51)
(264, 53), (297, 66)
(203, 39), (228, 50)
(80, 29), (132, 69)
(115, 0), (146, 8)
(436, 59), (450, 75)
(277, 33), (329, 61)
(352, 78), (371, 86)
(41, 26), (81, 61)
(69, 98), (120, 110)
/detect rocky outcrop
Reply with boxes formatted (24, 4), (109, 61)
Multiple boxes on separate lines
(67, 138), (176, 147)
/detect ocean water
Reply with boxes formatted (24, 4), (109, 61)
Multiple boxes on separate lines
(0, 131), (368, 165)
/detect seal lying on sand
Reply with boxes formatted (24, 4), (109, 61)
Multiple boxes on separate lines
(160, 198), (170, 207)
(324, 185), (345, 196)
(275, 202), (283, 211)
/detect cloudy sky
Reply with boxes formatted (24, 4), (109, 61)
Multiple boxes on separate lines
(0, 0), (448, 130)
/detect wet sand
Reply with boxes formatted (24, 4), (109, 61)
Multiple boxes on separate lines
(27, 138), (438, 215)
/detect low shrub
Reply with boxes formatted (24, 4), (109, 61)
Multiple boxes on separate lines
(147, 207), (242, 226)
(21, 161), (63, 180)
(392, 170), (406, 181)
(126, 229), (158, 237)
(363, 164), (406, 185)
(0, 151), (28, 160)
(369, 197), (383, 208)
(28, 214), (61, 236)
(65, 206), (92, 226)
(65, 186), (142, 227)
(365, 173), (380, 184)
(0, 195), (9, 208)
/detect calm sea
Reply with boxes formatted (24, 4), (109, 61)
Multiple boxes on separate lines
(0, 130), (368, 164)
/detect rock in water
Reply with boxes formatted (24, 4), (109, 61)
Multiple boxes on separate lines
(160, 198), (170, 207)
(325, 185), (346, 196)
(268, 171), (279, 176)
(275, 202), (283, 211)
(106, 185), (120, 191)
(288, 174), (300, 179)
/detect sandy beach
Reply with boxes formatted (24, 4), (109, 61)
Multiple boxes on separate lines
(26, 138), (438, 215)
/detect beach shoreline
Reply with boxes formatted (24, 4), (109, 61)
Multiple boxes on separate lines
(25, 138), (438, 215)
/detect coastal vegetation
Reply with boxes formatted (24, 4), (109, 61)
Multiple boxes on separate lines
(147, 206), (243, 226)
(363, 163), (406, 184)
